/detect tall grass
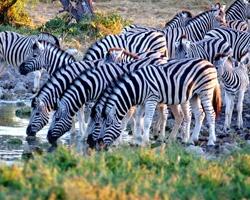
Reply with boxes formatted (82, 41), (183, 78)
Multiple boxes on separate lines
(0, 143), (250, 199)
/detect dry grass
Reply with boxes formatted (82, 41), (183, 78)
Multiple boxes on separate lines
(26, 0), (234, 55)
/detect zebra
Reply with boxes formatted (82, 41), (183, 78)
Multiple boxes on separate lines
(225, 0), (250, 21)
(227, 20), (249, 32)
(83, 30), (168, 61)
(19, 41), (76, 92)
(121, 10), (193, 34)
(26, 59), (105, 137)
(88, 58), (221, 148)
(204, 27), (250, 61)
(26, 52), (164, 139)
(174, 35), (233, 63)
(0, 31), (59, 91)
(166, 3), (226, 58)
(214, 51), (250, 131)
(45, 53), (167, 146)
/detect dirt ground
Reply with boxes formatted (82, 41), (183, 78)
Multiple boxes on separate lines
(27, 0), (231, 52)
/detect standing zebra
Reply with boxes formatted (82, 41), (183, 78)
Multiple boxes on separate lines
(26, 52), (164, 138)
(121, 10), (193, 34)
(46, 54), (167, 146)
(88, 58), (221, 147)
(84, 30), (168, 61)
(174, 36), (233, 63)
(225, 0), (250, 21)
(19, 41), (76, 92)
(166, 3), (226, 58)
(205, 27), (250, 61)
(0, 31), (59, 91)
(214, 52), (250, 131)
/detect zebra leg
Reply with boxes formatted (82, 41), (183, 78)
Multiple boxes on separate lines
(168, 104), (183, 141)
(200, 94), (216, 146)
(181, 101), (192, 143)
(33, 70), (42, 93)
(189, 96), (205, 143)
(236, 90), (245, 129)
(224, 92), (234, 131)
(77, 105), (86, 139)
(158, 104), (168, 142)
(121, 106), (136, 132)
(143, 101), (158, 145)
(134, 105), (144, 145)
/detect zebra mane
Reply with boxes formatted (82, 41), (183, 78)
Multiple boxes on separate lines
(37, 32), (60, 47)
(165, 10), (193, 27)
(186, 5), (221, 25)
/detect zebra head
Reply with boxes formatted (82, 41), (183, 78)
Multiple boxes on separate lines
(213, 53), (232, 76)
(210, 3), (227, 27)
(86, 104), (105, 148)
(26, 97), (49, 136)
(47, 100), (71, 145)
(19, 41), (45, 75)
(101, 105), (122, 146)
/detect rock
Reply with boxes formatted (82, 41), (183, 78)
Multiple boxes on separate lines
(246, 140), (250, 145)
(186, 145), (205, 157)
(0, 87), (3, 99)
(13, 82), (27, 94)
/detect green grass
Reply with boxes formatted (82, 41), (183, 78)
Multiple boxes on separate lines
(0, 143), (250, 199)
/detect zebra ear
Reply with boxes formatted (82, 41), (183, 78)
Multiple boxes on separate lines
(33, 41), (44, 51)
(211, 3), (220, 10)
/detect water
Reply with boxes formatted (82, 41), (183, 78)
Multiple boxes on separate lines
(0, 100), (74, 164)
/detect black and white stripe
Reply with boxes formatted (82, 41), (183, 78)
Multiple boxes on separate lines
(89, 58), (221, 147)
(84, 30), (167, 61)
(46, 54), (166, 145)
(225, 0), (250, 21)
(26, 59), (105, 137)
(205, 27), (250, 60)
(19, 41), (76, 76)
(174, 36), (232, 63)
(166, 4), (226, 58)
(121, 10), (193, 34)
(214, 52), (250, 130)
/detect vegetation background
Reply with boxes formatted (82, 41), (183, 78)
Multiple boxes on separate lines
(0, 0), (250, 199)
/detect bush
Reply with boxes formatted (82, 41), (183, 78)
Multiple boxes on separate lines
(40, 12), (131, 39)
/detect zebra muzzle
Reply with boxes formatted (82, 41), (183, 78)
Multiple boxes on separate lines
(26, 125), (37, 136)
(19, 63), (30, 75)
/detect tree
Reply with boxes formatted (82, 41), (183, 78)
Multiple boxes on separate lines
(58, 0), (94, 22)
(0, 0), (32, 26)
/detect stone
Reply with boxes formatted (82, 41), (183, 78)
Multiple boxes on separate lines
(186, 145), (205, 157)
(13, 82), (27, 94)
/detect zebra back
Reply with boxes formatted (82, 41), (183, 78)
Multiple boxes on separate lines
(226, 0), (250, 21)
(226, 20), (249, 32)
(205, 27), (250, 60)
(174, 35), (232, 63)
(166, 4), (226, 58)
(37, 32), (60, 47)
(93, 58), (219, 145)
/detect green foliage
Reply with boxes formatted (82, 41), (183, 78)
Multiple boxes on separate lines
(0, 144), (250, 199)
(40, 12), (131, 39)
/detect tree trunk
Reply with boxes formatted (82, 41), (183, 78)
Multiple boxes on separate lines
(59, 0), (94, 22)
(0, 0), (18, 23)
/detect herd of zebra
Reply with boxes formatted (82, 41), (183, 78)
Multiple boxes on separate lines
(1, 0), (250, 150)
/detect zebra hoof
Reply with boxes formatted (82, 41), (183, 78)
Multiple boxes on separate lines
(47, 144), (57, 153)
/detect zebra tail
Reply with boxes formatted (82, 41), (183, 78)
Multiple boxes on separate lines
(212, 83), (222, 118)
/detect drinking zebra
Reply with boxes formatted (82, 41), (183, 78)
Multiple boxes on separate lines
(88, 58), (221, 148)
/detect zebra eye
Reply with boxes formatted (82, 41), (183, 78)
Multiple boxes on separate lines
(35, 112), (40, 116)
